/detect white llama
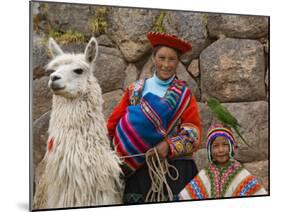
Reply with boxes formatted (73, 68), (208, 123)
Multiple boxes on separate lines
(33, 37), (123, 209)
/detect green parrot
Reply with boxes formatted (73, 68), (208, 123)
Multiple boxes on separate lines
(207, 97), (250, 147)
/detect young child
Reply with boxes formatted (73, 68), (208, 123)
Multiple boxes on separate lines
(177, 124), (267, 200)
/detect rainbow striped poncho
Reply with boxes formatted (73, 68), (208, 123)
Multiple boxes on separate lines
(177, 160), (267, 199)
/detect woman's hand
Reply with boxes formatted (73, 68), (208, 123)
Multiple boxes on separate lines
(146, 141), (170, 160)
(155, 141), (169, 159)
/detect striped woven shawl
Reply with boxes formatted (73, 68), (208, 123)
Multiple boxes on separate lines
(113, 79), (192, 172)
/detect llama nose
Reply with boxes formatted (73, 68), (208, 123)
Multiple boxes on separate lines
(51, 75), (61, 82)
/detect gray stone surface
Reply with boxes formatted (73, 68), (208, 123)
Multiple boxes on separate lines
(123, 64), (139, 90)
(102, 89), (124, 120)
(225, 101), (269, 162)
(208, 14), (269, 39)
(32, 34), (49, 80)
(187, 59), (200, 78)
(264, 39), (269, 54)
(193, 148), (209, 171)
(58, 42), (86, 54)
(32, 111), (50, 177)
(32, 76), (52, 121)
(201, 38), (266, 102)
(97, 34), (115, 47)
(177, 63), (200, 101)
(265, 68), (269, 90)
(163, 12), (210, 64)
(107, 8), (159, 62)
(94, 46), (127, 93)
(139, 57), (154, 80)
(47, 3), (92, 36)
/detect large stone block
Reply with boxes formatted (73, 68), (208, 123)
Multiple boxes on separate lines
(107, 8), (159, 62)
(208, 14), (269, 39)
(123, 64), (139, 90)
(32, 34), (49, 80)
(225, 101), (269, 162)
(201, 38), (266, 102)
(187, 59), (200, 78)
(176, 63), (200, 101)
(163, 12), (210, 64)
(102, 89), (124, 120)
(94, 46), (127, 93)
(32, 76), (52, 121)
(193, 148), (209, 171)
(32, 111), (50, 178)
(47, 3), (92, 37)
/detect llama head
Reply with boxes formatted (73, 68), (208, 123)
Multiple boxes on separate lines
(46, 37), (98, 99)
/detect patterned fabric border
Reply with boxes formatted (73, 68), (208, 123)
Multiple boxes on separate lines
(232, 175), (262, 196)
(129, 79), (145, 106)
(186, 175), (208, 199)
(207, 161), (243, 198)
(140, 98), (166, 136)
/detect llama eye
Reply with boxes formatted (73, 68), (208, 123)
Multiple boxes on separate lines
(73, 68), (84, 75)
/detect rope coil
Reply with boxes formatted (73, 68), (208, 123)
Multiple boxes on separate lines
(118, 147), (179, 202)
(145, 148), (179, 202)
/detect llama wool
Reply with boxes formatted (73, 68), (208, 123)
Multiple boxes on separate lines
(33, 37), (123, 209)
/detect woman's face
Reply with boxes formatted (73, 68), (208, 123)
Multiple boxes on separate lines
(153, 46), (179, 81)
(211, 136), (230, 166)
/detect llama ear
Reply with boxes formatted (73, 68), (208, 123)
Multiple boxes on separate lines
(48, 37), (64, 58)
(84, 37), (99, 63)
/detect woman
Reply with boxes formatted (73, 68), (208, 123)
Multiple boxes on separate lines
(107, 32), (202, 203)
(177, 124), (267, 200)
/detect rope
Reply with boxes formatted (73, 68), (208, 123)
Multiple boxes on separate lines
(117, 147), (179, 202)
(119, 153), (145, 159)
(145, 148), (179, 202)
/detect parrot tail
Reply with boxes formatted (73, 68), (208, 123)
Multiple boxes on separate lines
(233, 126), (250, 147)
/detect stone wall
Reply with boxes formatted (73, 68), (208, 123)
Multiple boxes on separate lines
(31, 2), (269, 191)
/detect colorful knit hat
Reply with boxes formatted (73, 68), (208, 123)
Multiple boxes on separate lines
(206, 124), (237, 162)
(147, 31), (192, 54)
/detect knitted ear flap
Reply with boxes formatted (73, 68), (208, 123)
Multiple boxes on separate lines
(207, 143), (212, 162)
(228, 139), (234, 161)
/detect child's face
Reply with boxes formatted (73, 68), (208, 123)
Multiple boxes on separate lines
(211, 136), (230, 166)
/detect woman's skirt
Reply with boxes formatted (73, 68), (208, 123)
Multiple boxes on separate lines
(123, 159), (198, 204)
